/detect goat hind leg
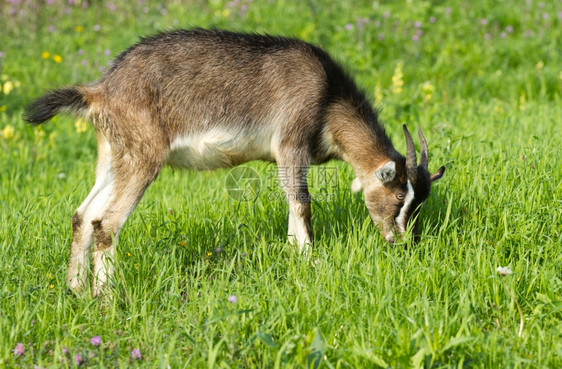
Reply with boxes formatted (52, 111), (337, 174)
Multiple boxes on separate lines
(67, 135), (113, 292)
(91, 158), (162, 297)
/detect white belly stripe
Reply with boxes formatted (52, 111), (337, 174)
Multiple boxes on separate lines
(167, 127), (276, 170)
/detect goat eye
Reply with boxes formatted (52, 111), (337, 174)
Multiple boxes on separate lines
(396, 192), (405, 200)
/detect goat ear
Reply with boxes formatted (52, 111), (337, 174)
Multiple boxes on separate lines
(351, 177), (362, 192)
(375, 161), (396, 184)
(430, 166), (445, 182)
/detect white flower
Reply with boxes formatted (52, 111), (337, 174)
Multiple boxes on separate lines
(496, 266), (513, 276)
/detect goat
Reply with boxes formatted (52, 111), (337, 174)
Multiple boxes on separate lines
(24, 29), (445, 296)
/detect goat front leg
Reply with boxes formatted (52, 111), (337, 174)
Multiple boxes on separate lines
(277, 163), (313, 254)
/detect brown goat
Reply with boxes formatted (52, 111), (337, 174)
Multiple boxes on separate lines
(24, 29), (445, 296)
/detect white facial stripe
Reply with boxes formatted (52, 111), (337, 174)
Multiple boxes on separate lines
(395, 180), (415, 233)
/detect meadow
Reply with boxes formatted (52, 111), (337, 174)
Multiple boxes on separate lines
(1, 0), (561, 367)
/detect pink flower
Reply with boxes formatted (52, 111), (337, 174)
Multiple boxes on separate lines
(131, 348), (142, 360)
(74, 354), (84, 366)
(228, 295), (237, 303)
(13, 343), (25, 356)
(356, 17), (369, 30)
(90, 336), (102, 346)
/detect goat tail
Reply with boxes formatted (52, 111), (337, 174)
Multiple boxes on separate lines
(23, 86), (92, 126)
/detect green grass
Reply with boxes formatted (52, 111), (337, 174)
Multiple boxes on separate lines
(1, 0), (561, 368)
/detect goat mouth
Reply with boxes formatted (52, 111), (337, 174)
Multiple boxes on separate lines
(384, 232), (396, 243)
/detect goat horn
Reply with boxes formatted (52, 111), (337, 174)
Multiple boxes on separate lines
(403, 125), (417, 170)
(417, 125), (428, 169)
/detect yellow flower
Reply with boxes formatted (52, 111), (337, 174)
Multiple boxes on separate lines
(421, 81), (434, 94)
(374, 87), (383, 104)
(0, 105), (6, 112)
(391, 64), (404, 94)
(3, 81), (14, 95)
(49, 284), (54, 289)
(42, 51), (50, 59)
(127, 252), (131, 257)
(2, 125), (15, 140)
(53, 55), (62, 63)
(519, 93), (527, 111)
(421, 81), (434, 102)
(74, 118), (88, 133)
(300, 23), (315, 40)
(222, 9), (231, 17)
(75, 26), (84, 32)
(536, 61), (544, 70)
(35, 127), (45, 138)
